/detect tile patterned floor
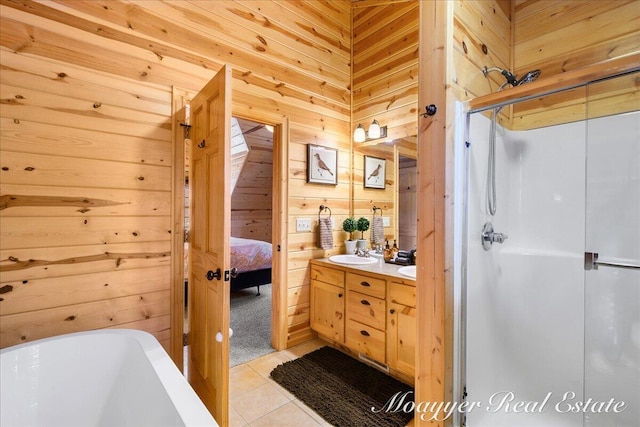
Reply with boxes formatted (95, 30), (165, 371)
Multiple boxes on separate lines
(228, 338), (330, 427)
(186, 338), (415, 427)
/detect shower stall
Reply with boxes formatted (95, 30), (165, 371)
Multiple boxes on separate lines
(456, 67), (639, 427)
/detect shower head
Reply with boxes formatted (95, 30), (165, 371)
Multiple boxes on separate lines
(483, 67), (542, 88)
(515, 69), (541, 86)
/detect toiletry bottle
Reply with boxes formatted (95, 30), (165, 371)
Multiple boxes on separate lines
(383, 240), (391, 261)
(391, 239), (399, 260)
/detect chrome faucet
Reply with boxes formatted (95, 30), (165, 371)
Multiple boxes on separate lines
(355, 247), (370, 257)
(482, 222), (508, 251)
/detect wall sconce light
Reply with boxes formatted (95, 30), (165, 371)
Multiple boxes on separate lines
(353, 119), (388, 143)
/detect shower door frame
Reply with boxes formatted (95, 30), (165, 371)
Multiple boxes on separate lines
(455, 54), (640, 427)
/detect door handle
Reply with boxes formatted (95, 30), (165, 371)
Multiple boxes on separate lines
(215, 328), (234, 343)
(206, 268), (221, 281)
(230, 267), (238, 278)
(585, 252), (640, 271)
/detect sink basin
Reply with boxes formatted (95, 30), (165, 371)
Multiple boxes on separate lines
(398, 265), (416, 278)
(328, 254), (377, 265)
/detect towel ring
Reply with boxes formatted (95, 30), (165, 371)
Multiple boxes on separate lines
(372, 206), (383, 216)
(319, 205), (331, 219)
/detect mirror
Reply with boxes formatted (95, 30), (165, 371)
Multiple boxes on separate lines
(397, 150), (417, 250)
(354, 137), (417, 251)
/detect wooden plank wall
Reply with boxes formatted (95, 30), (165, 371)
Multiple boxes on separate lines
(231, 136), (273, 242)
(352, 0), (420, 140)
(450, 0), (513, 127)
(449, 0), (639, 130)
(2, 0), (634, 353)
(351, 0), (419, 244)
(512, 0), (640, 129)
(0, 51), (174, 348)
(0, 0), (352, 349)
(451, 0), (512, 101)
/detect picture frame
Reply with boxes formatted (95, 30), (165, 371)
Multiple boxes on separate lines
(364, 155), (386, 189)
(307, 144), (338, 185)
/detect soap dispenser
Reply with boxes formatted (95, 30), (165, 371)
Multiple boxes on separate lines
(391, 239), (399, 260)
(383, 240), (391, 262)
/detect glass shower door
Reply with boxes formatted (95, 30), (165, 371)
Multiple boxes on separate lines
(583, 75), (640, 427)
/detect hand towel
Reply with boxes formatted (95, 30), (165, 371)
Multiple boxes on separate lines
(318, 217), (333, 249)
(370, 216), (384, 245)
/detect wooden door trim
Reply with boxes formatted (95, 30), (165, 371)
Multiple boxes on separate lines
(170, 98), (290, 366)
(170, 86), (190, 371)
(231, 113), (289, 351)
(271, 117), (289, 351)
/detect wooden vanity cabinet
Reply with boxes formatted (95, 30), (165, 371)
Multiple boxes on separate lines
(310, 260), (417, 380)
(310, 264), (345, 343)
(387, 281), (417, 377)
(345, 272), (387, 363)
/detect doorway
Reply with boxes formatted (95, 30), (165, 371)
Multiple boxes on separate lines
(228, 117), (275, 367)
(173, 88), (289, 372)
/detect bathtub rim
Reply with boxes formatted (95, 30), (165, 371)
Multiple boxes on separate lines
(0, 329), (217, 427)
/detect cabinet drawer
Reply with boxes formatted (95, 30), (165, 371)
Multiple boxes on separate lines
(311, 264), (345, 288)
(347, 291), (386, 330)
(346, 320), (386, 363)
(346, 272), (385, 299)
(347, 291), (387, 331)
(389, 282), (416, 308)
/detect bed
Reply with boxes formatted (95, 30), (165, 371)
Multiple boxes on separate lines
(230, 237), (272, 295)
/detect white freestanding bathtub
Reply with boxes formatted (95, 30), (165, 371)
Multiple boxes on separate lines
(0, 329), (217, 427)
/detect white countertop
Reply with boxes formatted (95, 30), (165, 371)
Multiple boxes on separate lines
(312, 257), (416, 282)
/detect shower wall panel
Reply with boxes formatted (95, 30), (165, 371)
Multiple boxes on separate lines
(465, 113), (586, 427)
(465, 109), (639, 426)
(583, 110), (640, 426)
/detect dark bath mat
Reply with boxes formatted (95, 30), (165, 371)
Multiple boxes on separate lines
(270, 346), (414, 427)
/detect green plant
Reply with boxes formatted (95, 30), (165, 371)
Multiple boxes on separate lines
(342, 217), (357, 240)
(356, 217), (370, 239)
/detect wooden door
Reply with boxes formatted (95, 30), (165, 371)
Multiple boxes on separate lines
(188, 65), (232, 426)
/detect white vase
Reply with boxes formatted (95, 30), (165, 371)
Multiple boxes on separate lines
(345, 240), (357, 254)
(356, 239), (367, 250)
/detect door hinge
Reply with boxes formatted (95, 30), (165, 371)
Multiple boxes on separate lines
(179, 122), (191, 139)
(183, 332), (189, 346)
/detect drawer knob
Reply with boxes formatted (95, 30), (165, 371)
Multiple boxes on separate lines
(360, 281), (371, 287)
(338, 293), (343, 298)
(390, 309), (396, 314)
(360, 299), (370, 306)
(360, 330), (370, 337)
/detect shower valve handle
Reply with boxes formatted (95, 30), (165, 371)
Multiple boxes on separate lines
(491, 232), (508, 244)
(481, 222), (508, 251)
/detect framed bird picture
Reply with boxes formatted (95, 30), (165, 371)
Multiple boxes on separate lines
(307, 144), (338, 185)
(364, 155), (386, 189)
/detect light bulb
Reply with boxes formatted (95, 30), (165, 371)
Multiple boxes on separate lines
(353, 124), (366, 143)
(368, 119), (381, 139)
